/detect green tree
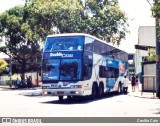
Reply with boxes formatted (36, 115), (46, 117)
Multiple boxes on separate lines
(0, 59), (8, 73)
(152, 0), (160, 40)
(0, 5), (42, 80)
(25, 0), (128, 45)
(82, 0), (128, 45)
(51, 0), (128, 45)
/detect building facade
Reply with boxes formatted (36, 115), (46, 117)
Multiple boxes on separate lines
(128, 53), (135, 76)
(135, 26), (156, 83)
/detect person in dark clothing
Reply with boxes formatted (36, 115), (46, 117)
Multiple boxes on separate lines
(26, 76), (30, 88)
(119, 81), (123, 93)
(131, 74), (136, 92)
(16, 78), (20, 88)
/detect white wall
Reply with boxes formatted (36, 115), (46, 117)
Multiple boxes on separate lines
(135, 26), (156, 75)
(138, 26), (156, 56)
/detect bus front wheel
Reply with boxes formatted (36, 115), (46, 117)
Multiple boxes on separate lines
(67, 96), (72, 100)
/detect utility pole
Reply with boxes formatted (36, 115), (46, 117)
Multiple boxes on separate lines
(155, 6), (160, 98)
(9, 56), (12, 88)
(146, 0), (160, 98)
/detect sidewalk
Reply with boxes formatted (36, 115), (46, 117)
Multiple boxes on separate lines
(127, 84), (158, 99)
(128, 91), (158, 99)
(0, 84), (41, 91)
(0, 85), (10, 90)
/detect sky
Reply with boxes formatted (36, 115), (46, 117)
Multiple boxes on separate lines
(0, 0), (24, 13)
(0, 0), (155, 58)
(118, 0), (155, 53)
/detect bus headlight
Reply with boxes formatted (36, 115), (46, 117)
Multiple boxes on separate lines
(75, 91), (80, 94)
(43, 92), (48, 95)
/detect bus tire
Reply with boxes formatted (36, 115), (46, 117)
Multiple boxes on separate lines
(99, 83), (104, 97)
(91, 83), (98, 99)
(59, 96), (63, 101)
(67, 96), (72, 100)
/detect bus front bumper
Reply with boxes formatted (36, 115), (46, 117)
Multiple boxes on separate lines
(42, 89), (85, 96)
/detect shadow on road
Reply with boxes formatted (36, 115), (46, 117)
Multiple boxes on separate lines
(19, 91), (43, 97)
(0, 86), (39, 91)
(40, 92), (122, 105)
(153, 108), (160, 115)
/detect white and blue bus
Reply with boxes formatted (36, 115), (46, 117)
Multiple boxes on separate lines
(42, 33), (128, 101)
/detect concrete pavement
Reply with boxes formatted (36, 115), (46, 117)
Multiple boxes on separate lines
(127, 84), (158, 99)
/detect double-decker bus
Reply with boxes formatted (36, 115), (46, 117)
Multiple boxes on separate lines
(42, 33), (128, 101)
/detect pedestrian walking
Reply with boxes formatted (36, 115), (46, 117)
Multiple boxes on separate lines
(131, 74), (136, 92)
(135, 75), (139, 91)
(16, 78), (20, 88)
(26, 76), (30, 88)
(122, 75), (129, 94)
(119, 81), (123, 93)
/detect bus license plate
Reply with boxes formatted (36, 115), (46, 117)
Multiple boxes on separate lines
(57, 91), (64, 94)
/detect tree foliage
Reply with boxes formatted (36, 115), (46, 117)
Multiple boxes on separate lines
(22, 0), (128, 45)
(151, 0), (160, 40)
(147, 48), (156, 61)
(80, 0), (128, 45)
(0, 59), (8, 73)
(50, 0), (128, 45)
(0, 5), (42, 79)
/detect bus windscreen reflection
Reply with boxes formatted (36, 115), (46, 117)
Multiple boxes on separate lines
(60, 59), (81, 80)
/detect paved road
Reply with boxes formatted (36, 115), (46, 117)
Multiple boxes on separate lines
(0, 86), (159, 117)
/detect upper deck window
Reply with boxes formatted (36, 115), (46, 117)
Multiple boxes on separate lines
(44, 36), (84, 51)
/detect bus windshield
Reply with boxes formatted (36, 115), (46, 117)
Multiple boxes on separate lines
(44, 36), (84, 51)
(60, 59), (81, 80)
(42, 59), (82, 81)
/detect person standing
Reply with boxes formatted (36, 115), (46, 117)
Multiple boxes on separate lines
(16, 78), (20, 88)
(122, 75), (129, 94)
(131, 74), (136, 92)
(135, 75), (139, 91)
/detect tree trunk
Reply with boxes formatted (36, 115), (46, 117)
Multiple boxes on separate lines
(20, 60), (26, 87)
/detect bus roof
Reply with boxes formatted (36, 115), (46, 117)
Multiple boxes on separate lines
(47, 33), (128, 54)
